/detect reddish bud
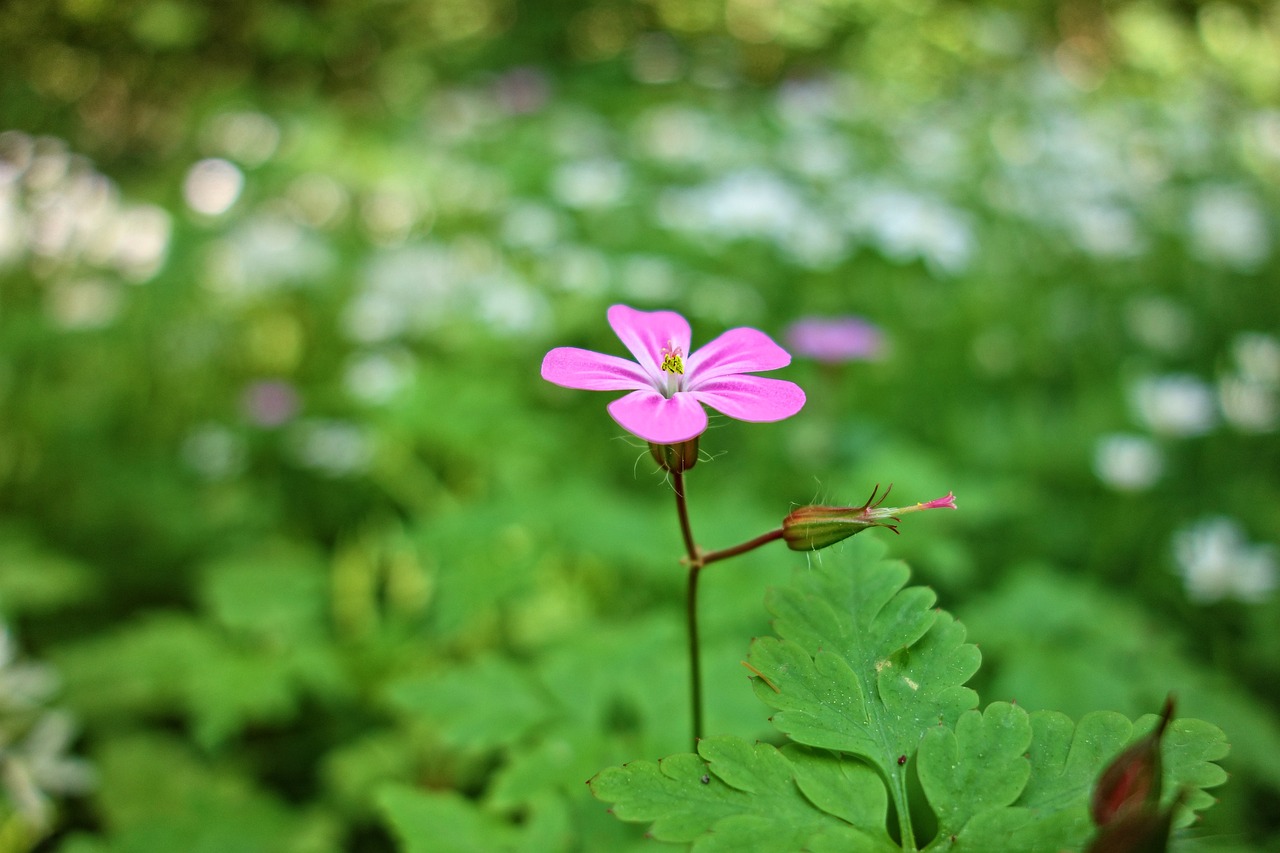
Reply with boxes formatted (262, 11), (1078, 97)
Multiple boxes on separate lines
(781, 484), (956, 552)
(1085, 787), (1186, 853)
(1091, 696), (1176, 828)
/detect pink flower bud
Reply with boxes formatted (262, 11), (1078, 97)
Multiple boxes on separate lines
(781, 485), (956, 551)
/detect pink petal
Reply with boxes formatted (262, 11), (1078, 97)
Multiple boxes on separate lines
(691, 375), (806, 423)
(541, 347), (652, 391)
(607, 389), (708, 444)
(686, 327), (792, 384)
(608, 305), (691, 381)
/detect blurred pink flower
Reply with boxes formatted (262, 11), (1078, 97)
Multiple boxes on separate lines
(785, 315), (884, 363)
(541, 304), (806, 444)
(242, 380), (299, 427)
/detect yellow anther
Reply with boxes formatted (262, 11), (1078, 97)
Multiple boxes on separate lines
(660, 345), (684, 375)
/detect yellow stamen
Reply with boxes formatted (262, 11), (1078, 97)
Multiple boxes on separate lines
(660, 344), (684, 375)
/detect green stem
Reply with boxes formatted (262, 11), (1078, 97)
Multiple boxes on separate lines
(670, 470), (703, 750)
(890, 767), (916, 850)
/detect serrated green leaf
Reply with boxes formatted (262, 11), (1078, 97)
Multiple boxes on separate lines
(941, 710), (1129, 851)
(780, 744), (888, 831)
(939, 708), (1230, 851)
(1128, 712), (1230, 825)
(746, 539), (979, 796)
(590, 735), (896, 852)
(919, 701), (1032, 837)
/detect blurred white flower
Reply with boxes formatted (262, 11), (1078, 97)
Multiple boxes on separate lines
(634, 106), (719, 166)
(202, 110), (280, 167)
(543, 244), (609, 295)
(1244, 109), (1280, 166)
(1066, 201), (1144, 257)
(1129, 374), (1217, 437)
(344, 244), (455, 343)
(360, 185), (421, 246)
(1187, 185), (1270, 270)
(1174, 517), (1276, 603)
(500, 201), (561, 250)
(618, 253), (677, 301)
(1232, 332), (1280, 385)
(1092, 433), (1163, 491)
(287, 419), (374, 477)
(2, 709), (96, 833)
(1218, 377), (1278, 433)
(107, 203), (172, 281)
(0, 629), (59, 712)
(550, 158), (628, 209)
(842, 184), (975, 275)
(0, 130), (35, 185)
(344, 350), (413, 405)
(658, 169), (806, 239)
(1125, 296), (1192, 355)
(44, 278), (121, 330)
(181, 423), (246, 480)
(0, 626), (95, 836)
(183, 158), (244, 217)
(474, 275), (549, 336)
(0, 187), (22, 267)
(203, 214), (334, 301)
(285, 173), (349, 230)
(778, 130), (852, 181)
(774, 75), (845, 126)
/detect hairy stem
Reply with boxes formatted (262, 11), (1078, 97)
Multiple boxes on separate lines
(670, 470), (703, 749)
(700, 528), (785, 567)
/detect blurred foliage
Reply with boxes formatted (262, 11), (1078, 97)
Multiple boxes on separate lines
(0, 0), (1278, 851)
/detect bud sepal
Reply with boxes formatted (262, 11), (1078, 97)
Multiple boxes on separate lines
(649, 438), (699, 474)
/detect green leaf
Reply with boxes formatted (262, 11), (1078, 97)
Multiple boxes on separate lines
(383, 655), (552, 751)
(918, 702), (1033, 838)
(589, 735), (896, 852)
(198, 545), (329, 643)
(940, 709), (1230, 852)
(744, 537), (980, 842)
(88, 732), (339, 853)
(0, 526), (96, 615)
(1131, 711), (1230, 825)
(748, 539), (980, 778)
(376, 785), (569, 853)
(52, 613), (327, 748)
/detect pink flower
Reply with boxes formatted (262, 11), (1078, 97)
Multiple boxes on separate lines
(241, 380), (299, 428)
(541, 305), (806, 444)
(784, 315), (885, 363)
